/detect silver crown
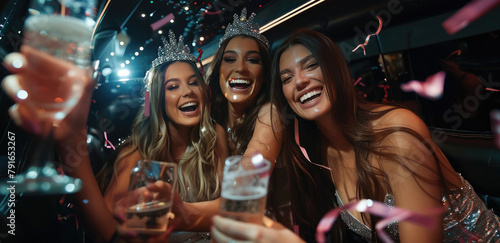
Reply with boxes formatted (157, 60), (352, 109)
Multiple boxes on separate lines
(219, 8), (269, 48)
(152, 30), (197, 68)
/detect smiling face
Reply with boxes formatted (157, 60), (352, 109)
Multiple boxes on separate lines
(219, 36), (264, 106)
(163, 61), (203, 128)
(279, 44), (332, 121)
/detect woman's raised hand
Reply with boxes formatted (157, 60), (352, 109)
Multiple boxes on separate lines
(2, 45), (97, 141)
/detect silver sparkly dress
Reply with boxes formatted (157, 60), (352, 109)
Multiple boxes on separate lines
(336, 176), (500, 242)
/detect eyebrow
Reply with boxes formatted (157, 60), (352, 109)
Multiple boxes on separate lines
(165, 74), (198, 84)
(223, 50), (261, 55)
(279, 54), (315, 76)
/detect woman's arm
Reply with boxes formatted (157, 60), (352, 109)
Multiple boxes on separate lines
(3, 46), (116, 242)
(244, 103), (283, 168)
(378, 108), (446, 243)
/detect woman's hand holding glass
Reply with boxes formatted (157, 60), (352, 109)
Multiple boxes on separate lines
(3, 45), (97, 141)
(211, 215), (305, 243)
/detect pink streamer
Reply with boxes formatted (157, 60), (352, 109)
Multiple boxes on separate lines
(315, 199), (442, 243)
(352, 16), (383, 55)
(294, 118), (331, 170)
(354, 77), (365, 87)
(103, 132), (116, 150)
(205, 9), (222, 15)
(144, 90), (150, 117)
(442, 0), (500, 35)
(400, 71), (446, 100)
(491, 110), (500, 150)
(150, 13), (175, 31)
(379, 84), (390, 103)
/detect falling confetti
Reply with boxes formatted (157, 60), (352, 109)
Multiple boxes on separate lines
(442, 0), (500, 35)
(352, 15), (383, 55)
(400, 71), (446, 100)
(491, 110), (500, 150)
(354, 77), (366, 87)
(205, 9), (222, 15)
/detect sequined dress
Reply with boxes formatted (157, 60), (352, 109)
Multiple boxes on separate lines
(336, 175), (500, 242)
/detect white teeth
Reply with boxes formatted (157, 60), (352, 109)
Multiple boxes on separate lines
(299, 90), (322, 103)
(229, 79), (250, 84)
(180, 102), (197, 108)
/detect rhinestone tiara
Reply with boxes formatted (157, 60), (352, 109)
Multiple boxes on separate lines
(219, 8), (269, 48)
(152, 30), (197, 68)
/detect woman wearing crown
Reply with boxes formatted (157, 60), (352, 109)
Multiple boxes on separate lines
(207, 8), (282, 166)
(2, 30), (229, 242)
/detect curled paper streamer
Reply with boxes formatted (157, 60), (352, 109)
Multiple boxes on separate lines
(379, 84), (390, 103)
(442, 0), (500, 35)
(352, 15), (383, 55)
(294, 118), (331, 170)
(103, 132), (116, 150)
(491, 110), (500, 150)
(400, 71), (446, 100)
(315, 199), (442, 243)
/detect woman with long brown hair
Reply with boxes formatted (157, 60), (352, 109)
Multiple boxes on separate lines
(211, 29), (500, 242)
(207, 8), (282, 163)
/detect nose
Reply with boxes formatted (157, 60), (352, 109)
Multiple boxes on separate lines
(235, 59), (248, 74)
(182, 85), (195, 97)
(295, 73), (309, 90)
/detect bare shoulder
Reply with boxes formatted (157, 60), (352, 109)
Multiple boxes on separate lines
(374, 107), (431, 140)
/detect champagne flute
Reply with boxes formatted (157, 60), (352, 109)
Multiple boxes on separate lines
(219, 154), (271, 224)
(1, 0), (98, 195)
(124, 160), (178, 234)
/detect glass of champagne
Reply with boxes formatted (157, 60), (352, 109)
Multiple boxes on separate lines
(2, 0), (98, 195)
(124, 160), (178, 234)
(219, 154), (271, 224)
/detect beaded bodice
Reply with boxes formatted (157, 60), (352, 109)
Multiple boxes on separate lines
(336, 176), (500, 242)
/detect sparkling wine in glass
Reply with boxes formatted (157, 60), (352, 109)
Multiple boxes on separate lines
(219, 154), (271, 224)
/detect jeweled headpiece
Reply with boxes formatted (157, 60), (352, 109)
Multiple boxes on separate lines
(219, 8), (269, 48)
(152, 30), (197, 68)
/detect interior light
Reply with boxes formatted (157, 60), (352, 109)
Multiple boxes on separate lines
(118, 69), (130, 77)
(110, 52), (115, 56)
(135, 52), (139, 56)
(260, 0), (325, 33)
(125, 60), (130, 64)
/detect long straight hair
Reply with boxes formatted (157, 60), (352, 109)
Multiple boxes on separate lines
(96, 61), (220, 202)
(207, 35), (272, 154)
(270, 29), (449, 242)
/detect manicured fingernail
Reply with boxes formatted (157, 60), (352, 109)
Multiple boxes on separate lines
(4, 53), (26, 69)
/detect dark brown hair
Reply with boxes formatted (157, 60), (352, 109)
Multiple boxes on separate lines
(207, 35), (272, 154)
(270, 29), (449, 242)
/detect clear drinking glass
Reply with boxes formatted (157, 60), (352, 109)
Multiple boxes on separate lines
(219, 154), (271, 224)
(0, 0), (98, 195)
(124, 160), (178, 234)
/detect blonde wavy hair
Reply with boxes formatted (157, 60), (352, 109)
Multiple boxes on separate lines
(97, 61), (220, 202)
